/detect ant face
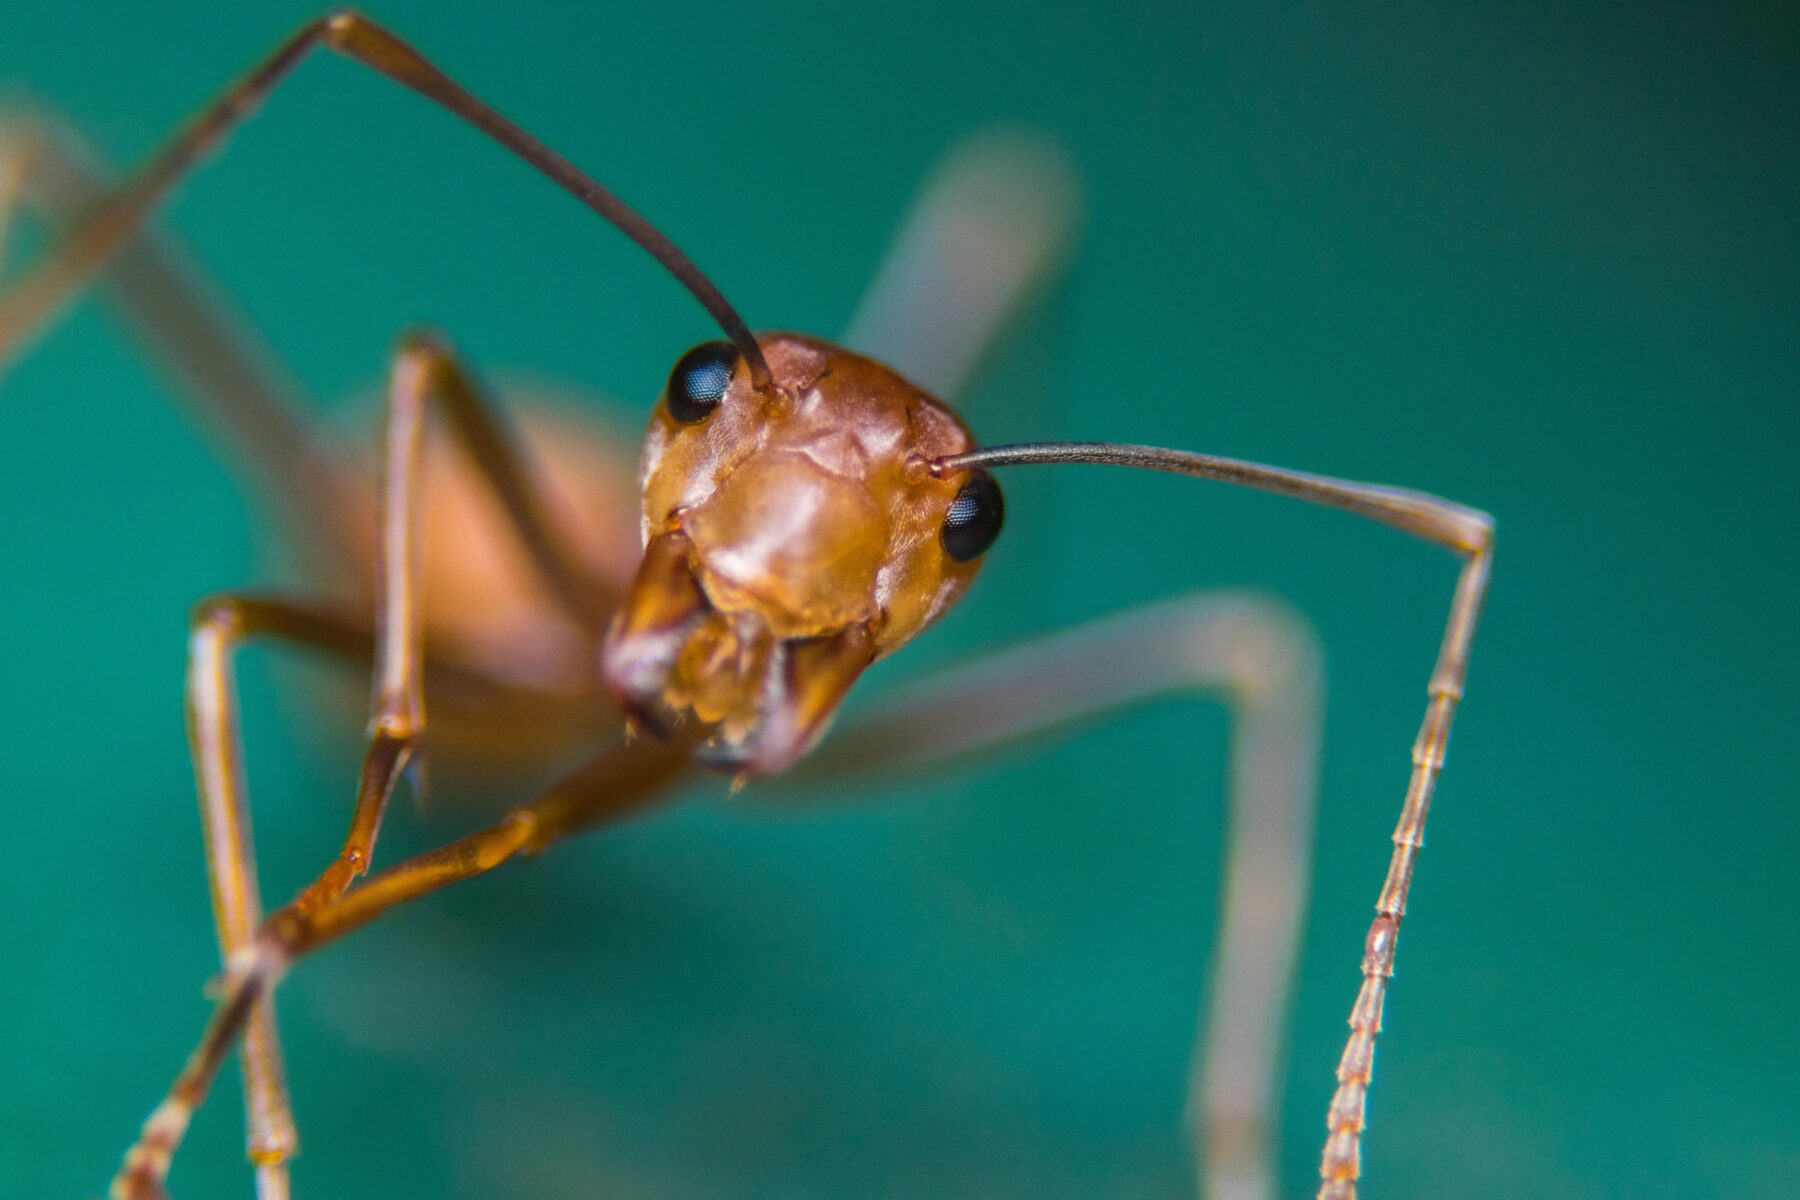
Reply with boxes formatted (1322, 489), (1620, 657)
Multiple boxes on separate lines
(602, 333), (1003, 776)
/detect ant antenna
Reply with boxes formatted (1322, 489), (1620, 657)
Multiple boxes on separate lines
(934, 441), (1492, 549)
(0, 12), (776, 392)
(460, 115), (774, 391)
(307, 16), (776, 390)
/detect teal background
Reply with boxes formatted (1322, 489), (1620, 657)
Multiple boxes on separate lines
(3, 3), (1797, 1197)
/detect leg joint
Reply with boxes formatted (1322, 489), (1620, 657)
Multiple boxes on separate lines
(392, 325), (454, 366)
(188, 591), (250, 638)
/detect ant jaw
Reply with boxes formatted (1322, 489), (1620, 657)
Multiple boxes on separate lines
(602, 531), (876, 779)
(599, 530), (709, 723)
(688, 622), (873, 777)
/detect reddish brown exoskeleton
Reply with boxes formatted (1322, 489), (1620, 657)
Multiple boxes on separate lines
(0, 13), (1492, 1200)
(605, 332), (994, 777)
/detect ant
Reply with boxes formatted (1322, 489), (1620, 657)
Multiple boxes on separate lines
(0, 12), (1492, 1200)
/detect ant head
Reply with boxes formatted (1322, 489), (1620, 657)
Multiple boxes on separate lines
(602, 333), (1003, 777)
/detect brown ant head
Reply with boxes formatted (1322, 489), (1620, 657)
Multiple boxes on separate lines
(602, 333), (1003, 777)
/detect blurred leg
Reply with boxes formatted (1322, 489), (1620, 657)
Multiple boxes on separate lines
(783, 593), (1323, 1200)
(844, 126), (1082, 402)
(0, 111), (355, 566)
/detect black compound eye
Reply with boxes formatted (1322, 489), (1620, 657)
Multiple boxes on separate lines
(665, 340), (739, 423)
(941, 469), (1004, 562)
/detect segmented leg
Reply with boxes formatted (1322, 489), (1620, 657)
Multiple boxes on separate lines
(788, 593), (1322, 1200)
(188, 599), (318, 1200)
(175, 331), (616, 1196)
(2, 113), (614, 1184)
(111, 735), (693, 1200)
(286, 330), (612, 904)
(186, 592), (562, 1200)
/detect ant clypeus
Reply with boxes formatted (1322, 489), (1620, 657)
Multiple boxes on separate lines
(0, 12), (1492, 1200)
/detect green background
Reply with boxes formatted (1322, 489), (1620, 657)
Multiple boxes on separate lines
(3, 2), (1796, 1197)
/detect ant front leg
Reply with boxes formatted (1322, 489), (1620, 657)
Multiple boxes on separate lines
(112, 733), (695, 1200)
(323, 332), (586, 848)
(186, 597), (362, 1199)
(782, 594), (1323, 1200)
(145, 335), (611, 1199)
(169, 338), (442, 1200)
(184, 592), (557, 1198)
(265, 331), (612, 941)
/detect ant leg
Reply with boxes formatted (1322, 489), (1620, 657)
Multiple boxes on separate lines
(0, 121), (31, 272)
(256, 333), (603, 1182)
(386, 333), (614, 633)
(782, 594), (1322, 1200)
(844, 127), (1081, 400)
(187, 596), (354, 1199)
(111, 735), (693, 1200)
(184, 591), (572, 1199)
(0, 111), (357, 566)
(174, 331), (610, 1197)
(283, 331), (610, 918)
